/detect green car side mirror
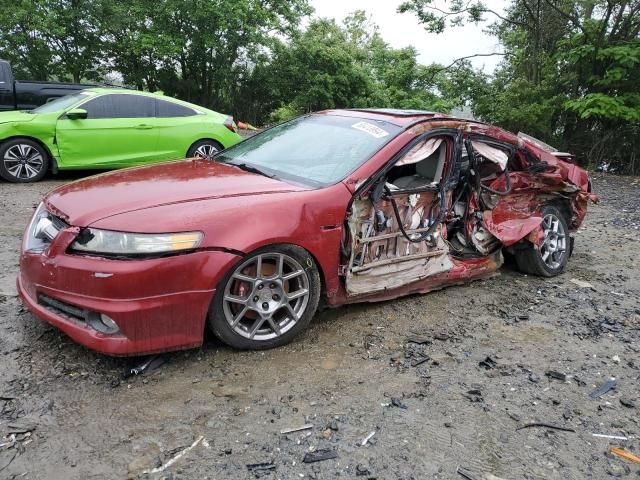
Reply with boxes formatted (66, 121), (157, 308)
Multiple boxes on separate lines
(66, 108), (88, 120)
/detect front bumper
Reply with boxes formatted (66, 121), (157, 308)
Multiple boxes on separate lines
(18, 229), (240, 356)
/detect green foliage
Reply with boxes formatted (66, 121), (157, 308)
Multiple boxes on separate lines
(402, 0), (640, 173)
(4, 0), (637, 174)
(0, 0), (106, 82)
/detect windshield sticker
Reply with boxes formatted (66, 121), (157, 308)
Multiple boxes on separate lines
(351, 121), (389, 138)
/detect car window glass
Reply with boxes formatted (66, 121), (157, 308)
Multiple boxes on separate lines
(216, 115), (401, 187)
(156, 99), (197, 117)
(31, 92), (92, 113)
(81, 94), (155, 119)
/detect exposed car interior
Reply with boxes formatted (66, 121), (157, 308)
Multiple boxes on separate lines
(387, 138), (446, 190)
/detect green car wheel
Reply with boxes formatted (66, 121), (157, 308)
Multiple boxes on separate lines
(0, 138), (49, 183)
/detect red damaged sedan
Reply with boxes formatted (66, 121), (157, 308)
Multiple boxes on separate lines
(18, 109), (597, 355)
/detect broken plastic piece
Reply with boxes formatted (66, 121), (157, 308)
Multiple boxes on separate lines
(545, 370), (568, 381)
(302, 449), (338, 463)
(589, 379), (617, 399)
(361, 431), (376, 446)
(591, 433), (629, 440)
(609, 447), (640, 465)
(123, 354), (166, 378)
(246, 462), (276, 472)
(479, 356), (497, 370)
(391, 397), (408, 409)
(280, 424), (313, 435)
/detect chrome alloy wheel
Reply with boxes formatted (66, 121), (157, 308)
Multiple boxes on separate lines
(222, 253), (311, 341)
(540, 213), (567, 269)
(3, 144), (44, 180)
(194, 144), (219, 160)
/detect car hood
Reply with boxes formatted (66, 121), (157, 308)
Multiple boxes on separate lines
(0, 110), (37, 124)
(44, 159), (308, 227)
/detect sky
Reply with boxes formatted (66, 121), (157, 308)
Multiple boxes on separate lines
(309, 0), (506, 73)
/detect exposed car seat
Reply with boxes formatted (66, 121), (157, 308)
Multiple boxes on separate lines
(392, 145), (445, 190)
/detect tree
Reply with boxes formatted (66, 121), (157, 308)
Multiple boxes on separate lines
(0, 0), (106, 82)
(400, 0), (640, 172)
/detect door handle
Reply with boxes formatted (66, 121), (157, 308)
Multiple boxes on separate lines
(135, 124), (153, 129)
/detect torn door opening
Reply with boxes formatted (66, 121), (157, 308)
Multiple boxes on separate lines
(345, 191), (454, 296)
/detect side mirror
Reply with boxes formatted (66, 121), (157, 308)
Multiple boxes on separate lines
(66, 108), (87, 120)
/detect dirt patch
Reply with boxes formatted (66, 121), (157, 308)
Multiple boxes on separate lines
(0, 172), (638, 479)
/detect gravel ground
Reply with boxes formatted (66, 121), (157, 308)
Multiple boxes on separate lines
(0, 172), (638, 480)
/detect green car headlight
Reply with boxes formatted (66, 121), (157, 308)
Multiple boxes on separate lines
(70, 228), (203, 256)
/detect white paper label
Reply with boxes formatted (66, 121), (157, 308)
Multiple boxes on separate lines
(351, 121), (389, 138)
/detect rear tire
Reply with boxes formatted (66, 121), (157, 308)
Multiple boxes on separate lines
(208, 244), (321, 350)
(515, 205), (569, 277)
(187, 140), (223, 160)
(0, 138), (49, 183)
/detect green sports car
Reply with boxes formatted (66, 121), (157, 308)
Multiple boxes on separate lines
(0, 88), (242, 182)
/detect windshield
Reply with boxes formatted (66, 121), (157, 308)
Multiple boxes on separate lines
(216, 114), (401, 187)
(30, 91), (92, 114)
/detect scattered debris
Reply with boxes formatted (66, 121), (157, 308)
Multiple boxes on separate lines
(515, 422), (575, 433)
(570, 278), (594, 289)
(246, 462), (276, 476)
(591, 433), (629, 441)
(123, 355), (166, 379)
(390, 397), (407, 409)
(142, 435), (204, 474)
(545, 370), (569, 381)
(620, 397), (636, 409)
(589, 379), (617, 399)
(612, 355), (621, 363)
(464, 389), (483, 403)
(406, 335), (431, 344)
(302, 449), (338, 463)
(456, 466), (479, 480)
(361, 431), (376, 446)
(479, 356), (497, 370)
(5, 419), (36, 435)
(280, 424), (313, 435)
(411, 356), (429, 367)
(609, 447), (640, 465)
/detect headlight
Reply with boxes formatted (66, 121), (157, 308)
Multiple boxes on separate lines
(70, 228), (203, 256)
(24, 202), (62, 253)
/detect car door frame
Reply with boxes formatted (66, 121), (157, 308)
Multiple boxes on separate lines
(342, 127), (464, 297)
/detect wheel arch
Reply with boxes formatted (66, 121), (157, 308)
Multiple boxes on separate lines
(212, 241), (328, 298)
(0, 135), (56, 171)
(543, 197), (574, 229)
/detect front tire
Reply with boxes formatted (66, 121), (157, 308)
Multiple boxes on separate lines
(0, 138), (49, 183)
(187, 140), (222, 160)
(209, 245), (321, 350)
(515, 205), (570, 277)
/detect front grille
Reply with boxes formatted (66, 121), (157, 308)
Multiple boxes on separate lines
(37, 293), (87, 323)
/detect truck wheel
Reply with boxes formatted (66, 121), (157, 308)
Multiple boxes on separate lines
(0, 138), (49, 183)
(514, 205), (570, 277)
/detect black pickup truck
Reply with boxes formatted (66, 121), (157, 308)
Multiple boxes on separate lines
(0, 60), (96, 111)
